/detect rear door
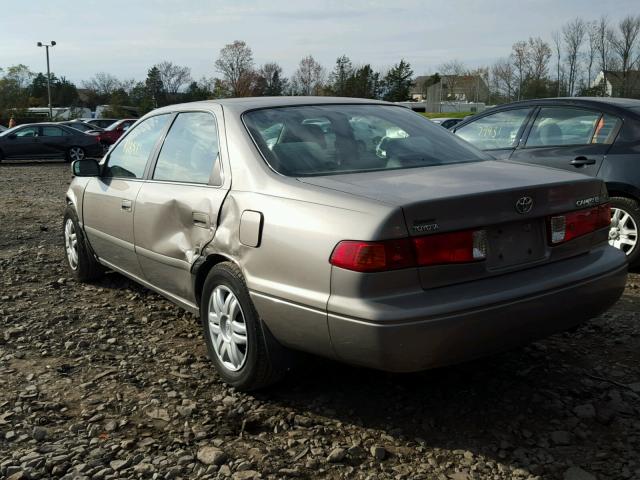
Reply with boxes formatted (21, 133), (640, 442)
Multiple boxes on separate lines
(82, 114), (172, 277)
(134, 109), (229, 301)
(453, 107), (534, 159)
(508, 106), (621, 177)
(40, 125), (71, 157)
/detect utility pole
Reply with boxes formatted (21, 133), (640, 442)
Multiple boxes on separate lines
(37, 41), (56, 120)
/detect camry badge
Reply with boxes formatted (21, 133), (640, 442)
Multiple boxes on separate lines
(515, 196), (534, 214)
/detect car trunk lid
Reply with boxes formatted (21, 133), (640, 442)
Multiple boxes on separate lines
(300, 160), (606, 289)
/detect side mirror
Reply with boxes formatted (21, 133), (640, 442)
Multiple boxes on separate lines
(72, 158), (100, 177)
(8, 134), (16, 140)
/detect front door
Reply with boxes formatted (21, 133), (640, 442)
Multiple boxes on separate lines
(509, 106), (621, 177)
(82, 114), (172, 276)
(453, 107), (534, 160)
(133, 110), (228, 301)
(3, 126), (41, 158)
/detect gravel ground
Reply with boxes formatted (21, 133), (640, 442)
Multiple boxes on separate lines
(1, 161), (639, 480)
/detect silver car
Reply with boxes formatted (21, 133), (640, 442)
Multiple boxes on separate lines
(64, 97), (628, 390)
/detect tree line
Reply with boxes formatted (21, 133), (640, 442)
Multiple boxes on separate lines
(1, 14), (639, 120)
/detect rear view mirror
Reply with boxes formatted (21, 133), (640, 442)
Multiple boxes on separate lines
(72, 158), (100, 177)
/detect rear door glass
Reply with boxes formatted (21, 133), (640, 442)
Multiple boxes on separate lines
(153, 112), (219, 184)
(524, 107), (621, 147)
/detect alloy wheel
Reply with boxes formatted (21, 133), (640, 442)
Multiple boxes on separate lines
(69, 147), (85, 161)
(207, 285), (248, 371)
(64, 218), (79, 270)
(609, 207), (638, 256)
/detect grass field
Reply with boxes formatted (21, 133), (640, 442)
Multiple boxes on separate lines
(420, 111), (473, 119)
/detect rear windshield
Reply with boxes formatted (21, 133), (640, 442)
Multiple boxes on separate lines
(243, 104), (488, 177)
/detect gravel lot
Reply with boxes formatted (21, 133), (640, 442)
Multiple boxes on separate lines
(1, 161), (639, 480)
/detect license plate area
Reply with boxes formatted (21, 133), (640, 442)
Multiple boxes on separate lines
(486, 220), (546, 269)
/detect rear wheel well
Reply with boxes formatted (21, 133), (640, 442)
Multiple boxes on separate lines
(194, 254), (236, 306)
(606, 188), (639, 204)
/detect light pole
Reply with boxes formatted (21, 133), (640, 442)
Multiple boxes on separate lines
(37, 41), (56, 120)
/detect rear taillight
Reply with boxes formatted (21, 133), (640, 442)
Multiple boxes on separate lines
(413, 229), (487, 266)
(330, 229), (486, 272)
(547, 204), (611, 245)
(329, 239), (414, 272)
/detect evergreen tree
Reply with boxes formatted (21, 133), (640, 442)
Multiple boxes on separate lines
(329, 55), (354, 96)
(382, 59), (413, 102)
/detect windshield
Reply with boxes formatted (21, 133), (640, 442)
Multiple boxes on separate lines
(0, 125), (22, 137)
(243, 105), (488, 177)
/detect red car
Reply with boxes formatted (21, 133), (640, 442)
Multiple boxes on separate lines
(97, 119), (136, 147)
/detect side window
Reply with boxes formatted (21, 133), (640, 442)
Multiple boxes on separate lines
(526, 107), (602, 147)
(153, 112), (219, 184)
(592, 114), (622, 144)
(455, 108), (532, 150)
(41, 126), (64, 137)
(104, 114), (170, 179)
(15, 127), (39, 137)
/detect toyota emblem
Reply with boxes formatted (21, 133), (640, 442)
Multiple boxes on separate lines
(515, 196), (533, 214)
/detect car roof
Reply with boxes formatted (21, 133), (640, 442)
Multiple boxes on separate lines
(488, 97), (640, 110)
(151, 96), (395, 116)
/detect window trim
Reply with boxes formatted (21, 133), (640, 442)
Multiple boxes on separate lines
(454, 106), (535, 152)
(146, 109), (224, 187)
(100, 113), (171, 181)
(520, 105), (623, 149)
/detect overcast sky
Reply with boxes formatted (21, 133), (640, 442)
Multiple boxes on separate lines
(0, 0), (635, 85)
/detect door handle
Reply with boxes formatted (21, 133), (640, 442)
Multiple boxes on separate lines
(121, 199), (132, 211)
(192, 212), (210, 228)
(570, 156), (596, 167)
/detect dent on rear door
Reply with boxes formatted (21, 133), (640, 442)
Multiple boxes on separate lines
(134, 183), (226, 301)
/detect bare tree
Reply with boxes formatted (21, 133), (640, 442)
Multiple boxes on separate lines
(82, 72), (120, 97)
(595, 16), (613, 95)
(438, 60), (467, 100)
(563, 17), (586, 96)
(609, 15), (640, 96)
(156, 61), (192, 96)
(292, 55), (325, 95)
(586, 21), (599, 87)
(491, 58), (516, 102)
(552, 30), (563, 96)
(117, 78), (137, 95)
(255, 62), (288, 96)
(214, 40), (255, 97)
(528, 37), (552, 80)
(511, 41), (529, 100)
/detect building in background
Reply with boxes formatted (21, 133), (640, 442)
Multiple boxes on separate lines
(591, 70), (640, 98)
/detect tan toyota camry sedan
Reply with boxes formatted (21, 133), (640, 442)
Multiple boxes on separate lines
(64, 97), (627, 390)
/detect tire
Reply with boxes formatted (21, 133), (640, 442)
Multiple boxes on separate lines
(609, 196), (640, 266)
(66, 146), (86, 163)
(200, 262), (290, 391)
(63, 206), (104, 282)
(0, 148), (4, 162)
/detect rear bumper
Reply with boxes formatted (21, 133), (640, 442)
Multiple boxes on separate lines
(327, 245), (627, 372)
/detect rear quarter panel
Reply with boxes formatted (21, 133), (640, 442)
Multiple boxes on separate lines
(599, 116), (640, 201)
(205, 108), (407, 355)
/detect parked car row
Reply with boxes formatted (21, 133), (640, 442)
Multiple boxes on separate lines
(63, 97), (627, 390)
(0, 117), (138, 162)
(0, 123), (104, 162)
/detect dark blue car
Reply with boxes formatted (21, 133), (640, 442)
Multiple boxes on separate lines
(453, 97), (640, 265)
(0, 122), (103, 163)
